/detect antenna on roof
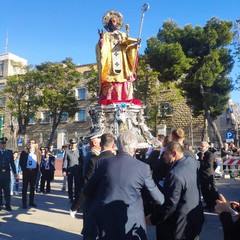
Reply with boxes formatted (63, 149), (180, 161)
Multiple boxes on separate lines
(5, 30), (8, 53)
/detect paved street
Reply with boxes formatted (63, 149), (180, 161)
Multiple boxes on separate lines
(0, 177), (83, 240)
(0, 176), (239, 240)
(199, 176), (240, 240)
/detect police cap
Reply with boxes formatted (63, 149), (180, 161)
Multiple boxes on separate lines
(69, 138), (78, 144)
(0, 137), (8, 144)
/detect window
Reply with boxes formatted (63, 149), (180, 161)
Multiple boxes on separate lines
(0, 83), (5, 90)
(28, 117), (35, 125)
(159, 102), (172, 117)
(0, 63), (4, 77)
(60, 112), (69, 122)
(77, 129), (87, 138)
(0, 114), (5, 127)
(77, 109), (87, 121)
(41, 111), (51, 123)
(166, 127), (172, 136)
(0, 97), (5, 107)
(77, 87), (87, 100)
(0, 114), (5, 138)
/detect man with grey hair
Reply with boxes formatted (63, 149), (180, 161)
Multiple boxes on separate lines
(83, 130), (164, 240)
(197, 141), (219, 212)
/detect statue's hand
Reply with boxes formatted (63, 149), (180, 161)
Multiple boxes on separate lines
(98, 29), (104, 39)
(137, 38), (141, 45)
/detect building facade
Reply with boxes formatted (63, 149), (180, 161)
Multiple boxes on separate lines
(0, 53), (93, 151)
(1, 52), (238, 151)
(214, 100), (240, 147)
(0, 52), (28, 148)
(156, 89), (204, 149)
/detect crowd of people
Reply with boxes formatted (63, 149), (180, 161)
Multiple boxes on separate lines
(0, 137), (56, 210)
(0, 130), (240, 240)
(62, 129), (240, 240)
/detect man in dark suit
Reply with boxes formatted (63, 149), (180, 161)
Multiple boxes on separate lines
(71, 132), (102, 221)
(79, 133), (116, 239)
(147, 135), (171, 187)
(146, 142), (204, 240)
(70, 132), (115, 216)
(83, 130), (164, 240)
(0, 137), (17, 211)
(197, 141), (219, 211)
(19, 139), (41, 209)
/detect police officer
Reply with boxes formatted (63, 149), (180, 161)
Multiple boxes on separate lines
(0, 137), (17, 211)
(62, 138), (83, 203)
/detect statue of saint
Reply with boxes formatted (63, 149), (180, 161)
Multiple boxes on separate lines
(96, 10), (140, 104)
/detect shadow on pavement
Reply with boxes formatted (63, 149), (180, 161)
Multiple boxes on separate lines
(0, 178), (83, 240)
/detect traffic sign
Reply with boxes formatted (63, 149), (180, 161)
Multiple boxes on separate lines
(17, 138), (23, 146)
(225, 131), (234, 143)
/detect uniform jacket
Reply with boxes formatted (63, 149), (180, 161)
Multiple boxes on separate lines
(62, 148), (81, 172)
(19, 148), (42, 171)
(84, 152), (164, 240)
(0, 149), (16, 179)
(151, 156), (205, 239)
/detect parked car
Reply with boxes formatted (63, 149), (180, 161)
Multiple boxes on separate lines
(53, 148), (64, 158)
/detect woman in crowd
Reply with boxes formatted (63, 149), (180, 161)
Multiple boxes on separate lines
(40, 151), (55, 193)
(10, 151), (21, 195)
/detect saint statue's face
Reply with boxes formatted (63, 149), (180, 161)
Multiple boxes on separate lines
(110, 17), (117, 25)
(102, 10), (123, 32)
(108, 17), (118, 32)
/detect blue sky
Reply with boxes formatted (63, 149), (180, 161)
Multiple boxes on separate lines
(1, 0), (239, 103)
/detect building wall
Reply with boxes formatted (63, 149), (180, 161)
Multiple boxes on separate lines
(0, 55), (94, 151)
(157, 90), (204, 148)
(2, 52), (238, 151)
(0, 54), (206, 151)
(0, 52), (27, 79)
(214, 100), (240, 147)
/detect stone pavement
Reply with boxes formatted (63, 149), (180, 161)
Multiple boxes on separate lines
(0, 177), (83, 240)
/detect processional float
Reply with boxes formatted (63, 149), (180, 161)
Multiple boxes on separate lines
(88, 3), (158, 148)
